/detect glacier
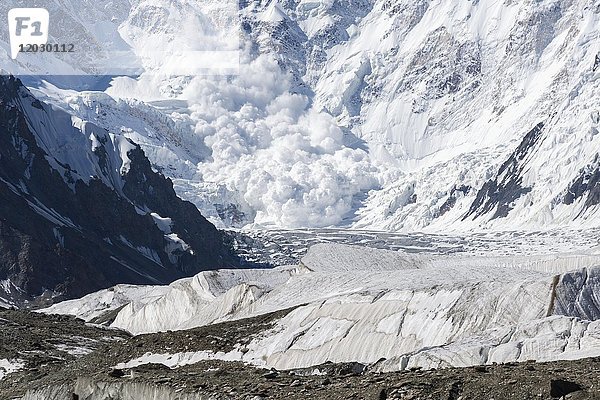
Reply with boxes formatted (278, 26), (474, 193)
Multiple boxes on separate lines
(44, 243), (600, 371)
(20, 378), (214, 400)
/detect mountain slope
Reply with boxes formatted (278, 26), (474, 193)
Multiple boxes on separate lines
(0, 75), (238, 306)
(7, 0), (599, 231)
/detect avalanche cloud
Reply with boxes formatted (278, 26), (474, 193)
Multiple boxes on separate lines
(104, 54), (388, 228)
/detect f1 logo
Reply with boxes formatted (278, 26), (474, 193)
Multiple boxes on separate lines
(7, 8), (49, 59)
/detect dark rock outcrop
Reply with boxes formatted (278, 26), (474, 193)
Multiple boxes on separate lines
(464, 122), (545, 220)
(436, 185), (470, 217)
(0, 75), (238, 306)
(563, 153), (600, 211)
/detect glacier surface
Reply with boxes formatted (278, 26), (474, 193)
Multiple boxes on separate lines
(46, 243), (600, 371)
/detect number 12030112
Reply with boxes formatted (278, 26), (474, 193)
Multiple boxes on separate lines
(18, 43), (75, 53)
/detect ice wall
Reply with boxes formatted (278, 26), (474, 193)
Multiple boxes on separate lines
(21, 378), (209, 400)
(44, 244), (600, 371)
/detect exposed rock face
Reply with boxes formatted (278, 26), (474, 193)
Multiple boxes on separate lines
(436, 185), (470, 218)
(464, 122), (545, 220)
(0, 75), (238, 306)
(563, 153), (600, 210)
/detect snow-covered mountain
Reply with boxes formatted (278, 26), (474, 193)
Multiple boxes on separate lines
(4, 0), (600, 387)
(14, 0), (599, 232)
(0, 74), (238, 306)
(0, 0), (239, 78)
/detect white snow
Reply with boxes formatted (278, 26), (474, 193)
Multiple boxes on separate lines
(22, 0), (599, 232)
(150, 213), (173, 234)
(0, 359), (24, 380)
(41, 284), (170, 322)
(0, 0), (240, 76)
(109, 265), (299, 334)
(0, 280), (20, 308)
(12, 84), (137, 194)
(115, 350), (243, 370)
(48, 243), (600, 372)
(54, 344), (94, 356)
(4, 0), (600, 382)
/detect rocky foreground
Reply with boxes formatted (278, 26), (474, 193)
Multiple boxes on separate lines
(1, 308), (599, 400)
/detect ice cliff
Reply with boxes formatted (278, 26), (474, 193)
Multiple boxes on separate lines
(46, 243), (600, 371)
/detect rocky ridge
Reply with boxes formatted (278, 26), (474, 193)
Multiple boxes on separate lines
(0, 74), (240, 307)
